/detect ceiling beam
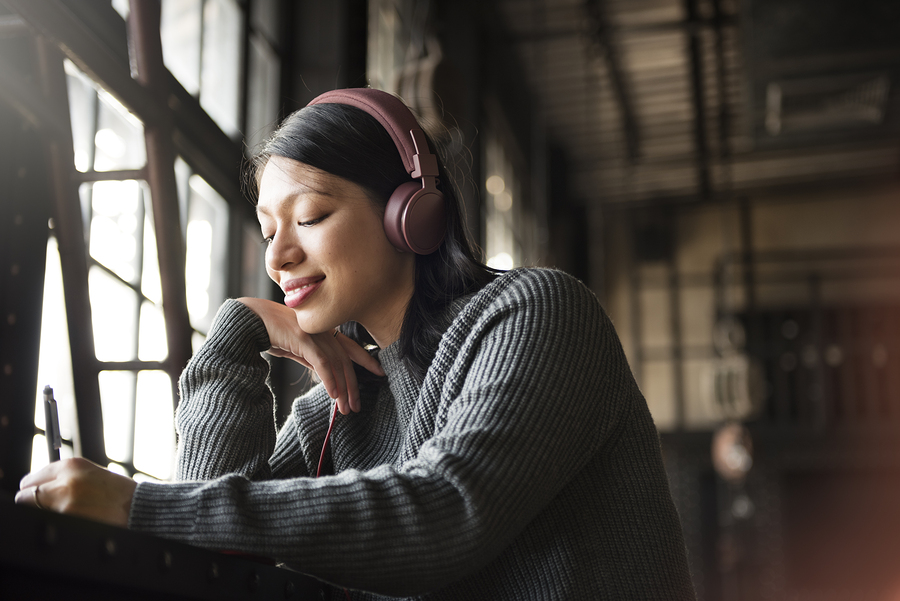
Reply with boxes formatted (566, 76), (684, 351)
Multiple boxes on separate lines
(586, 0), (640, 161)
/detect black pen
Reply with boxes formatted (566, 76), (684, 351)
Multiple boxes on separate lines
(43, 385), (61, 462)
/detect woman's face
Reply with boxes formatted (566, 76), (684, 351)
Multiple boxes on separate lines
(256, 156), (416, 347)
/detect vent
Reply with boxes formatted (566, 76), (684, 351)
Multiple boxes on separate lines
(765, 73), (890, 136)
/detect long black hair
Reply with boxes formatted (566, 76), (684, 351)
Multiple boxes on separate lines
(249, 99), (497, 382)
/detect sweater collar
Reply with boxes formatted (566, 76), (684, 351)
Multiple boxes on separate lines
(375, 292), (476, 381)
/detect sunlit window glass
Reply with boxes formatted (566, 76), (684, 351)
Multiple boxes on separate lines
(199, 0), (243, 137)
(161, 0), (203, 95)
(139, 301), (168, 361)
(65, 60), (98, 173)
(98, 370), (136, 464)
(484, 134), (520, 270)
(141, 210), (163, 304)
(89, 267), (139, 361)
(251, 0), (279, 44)
(34, 237), (77, 458)
(246, 33), (281, 149)
(242, 222), (269, 298)
(87, 180), (144, 283)
(186, 174), (229, 332)
(93, 90), (146, 172)
(133, 371), (176, 479)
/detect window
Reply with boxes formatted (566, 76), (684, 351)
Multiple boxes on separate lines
(29, 1), (284, 479)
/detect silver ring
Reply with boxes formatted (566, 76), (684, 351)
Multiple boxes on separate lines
(33, 484), (45, 510)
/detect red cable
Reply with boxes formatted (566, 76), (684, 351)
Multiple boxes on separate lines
(315, 401), (353, 600)
(316, 400), (340, 478)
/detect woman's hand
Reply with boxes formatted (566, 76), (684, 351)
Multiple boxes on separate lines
(14, 458), (137, 527)
(237, 297), (385, 414)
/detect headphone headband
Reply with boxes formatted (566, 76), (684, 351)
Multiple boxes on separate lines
(307, 88), (438, 178)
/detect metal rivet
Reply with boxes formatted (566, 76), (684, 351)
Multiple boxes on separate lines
(48, 218), (55, 230)
(247, 569), (260, 591)
(159, 550), (172, 571)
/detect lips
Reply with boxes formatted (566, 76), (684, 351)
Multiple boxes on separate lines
(282, 276), (324, 309)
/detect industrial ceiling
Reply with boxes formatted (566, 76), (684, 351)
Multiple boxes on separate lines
(496, 0), (900, 206)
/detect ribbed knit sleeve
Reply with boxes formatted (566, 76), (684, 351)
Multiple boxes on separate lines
(128, 271), (695, 600)
(173, 299), (276, 481)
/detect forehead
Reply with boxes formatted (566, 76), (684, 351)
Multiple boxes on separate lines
(256, 157), (335, 215)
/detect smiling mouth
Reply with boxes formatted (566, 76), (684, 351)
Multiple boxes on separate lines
(283, 278), (324, 308)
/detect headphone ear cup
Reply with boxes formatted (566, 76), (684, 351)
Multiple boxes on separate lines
(384, 181), (447, 254)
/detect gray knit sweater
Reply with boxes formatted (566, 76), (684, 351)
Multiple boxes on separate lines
(129, 268), (695, 600)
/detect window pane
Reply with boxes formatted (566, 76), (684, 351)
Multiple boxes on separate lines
(35, 237), (76, 442)
(87, 180), (143, 283)
(242, 221), (268, 298)
(192, 331), (207, 354)
(186, 175), (229, 332)
(246, 33), (280, 150)
(139, 301), (168, 361)
(141, 202), (163, 304)
(174, 156), (192, 234)
(93, 90), (146, 172)
(161, 0), (203, 95)
(110, 0), (130, 20)
(89, 267), (139, 361)
(251, 0), (280, 44)
(200, 0), (244, 137)
(64, 60), (98, 173)
(133, 371), (175, 479)
(98, 370), (136, 463)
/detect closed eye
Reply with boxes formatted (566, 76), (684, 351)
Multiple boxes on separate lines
(299, 215), (326, 227)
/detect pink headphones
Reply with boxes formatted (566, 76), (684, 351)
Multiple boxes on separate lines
(307, 88), (447, 255)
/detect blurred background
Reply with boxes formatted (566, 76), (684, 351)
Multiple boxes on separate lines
(2, 0), (900, 599)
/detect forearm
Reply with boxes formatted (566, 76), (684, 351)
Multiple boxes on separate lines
(175, 300), (277, 481)
(129, 462), (493, 596)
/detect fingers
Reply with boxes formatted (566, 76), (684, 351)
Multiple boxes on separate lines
(335, 333), (386, 377)
(14, 483), (46, 509)
(15, 457), (90, 511)
(14, 458), (135, 526)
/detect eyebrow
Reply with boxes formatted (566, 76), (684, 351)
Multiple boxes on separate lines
(256, 187), (334, 217)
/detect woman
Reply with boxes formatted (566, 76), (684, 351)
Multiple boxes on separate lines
(17, 89), (695, 600)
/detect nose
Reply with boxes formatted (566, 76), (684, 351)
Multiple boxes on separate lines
(265, 228), (305, 274)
